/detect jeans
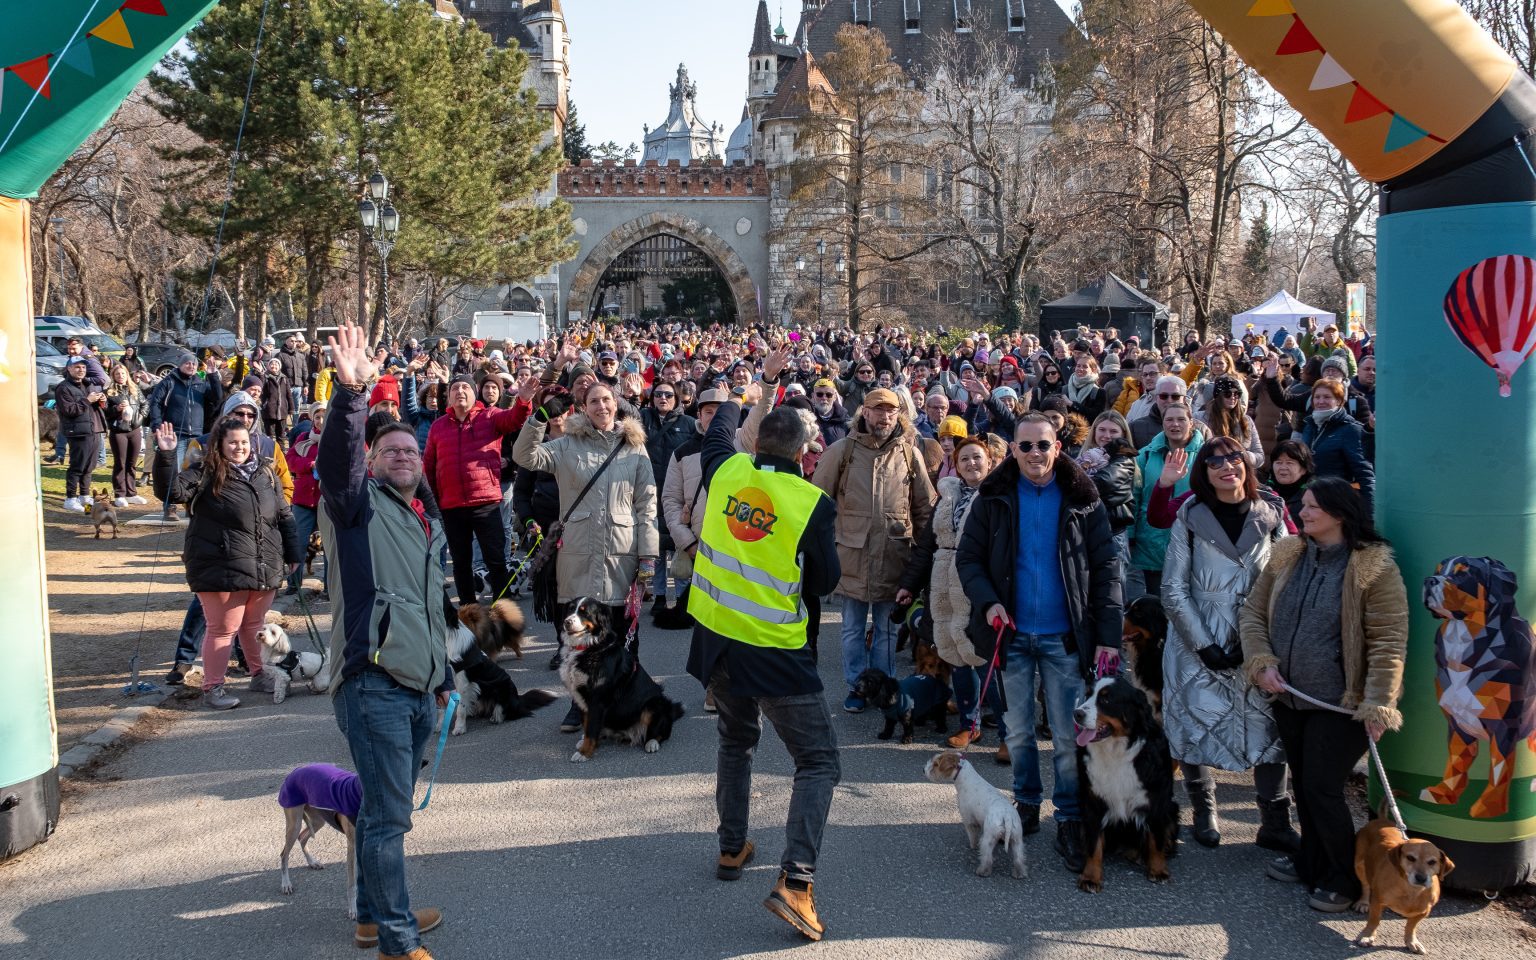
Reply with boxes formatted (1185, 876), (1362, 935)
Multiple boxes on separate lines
(289, 504), (324, 590)
(499, 480), (516, 570)
(1274, 703), (1368, 899)
(290, 386), (304, 420)
(65, 432), (102, 499)
(172, 596), (206, 667)
(196, 589), (275, 690)
(162, 437), (191, 517)
(952, 665), (1007, 738)
(334, 670), (435, 956)
(443, 503), (507, 606)
(1000, 632), (1084, 819)
(709, 660), (841, 882)
(839, 597), (897, 692)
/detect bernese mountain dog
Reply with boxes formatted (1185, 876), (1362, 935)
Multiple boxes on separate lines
(558, 597), (685, 762)
(1121, 595), (1169, 719)
(1074, 676), (1179, 893)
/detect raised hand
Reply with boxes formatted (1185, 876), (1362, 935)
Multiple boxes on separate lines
(1159, 447), (1188, 488)
(762, 342), (793, 382)
(328, 322), (378, 386)
(154, 422), (177, 451)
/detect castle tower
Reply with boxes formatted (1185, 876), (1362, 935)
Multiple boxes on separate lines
(748, 1), (778, 105)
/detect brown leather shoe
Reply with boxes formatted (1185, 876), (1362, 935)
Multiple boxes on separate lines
(994, 743), (1010, 765)
(355, 908), (442, 949)
(764, 871), (824, 941)
(947, 727), (982, 749)
(717, 840), (755, 881)
(378, 949), (435, 960)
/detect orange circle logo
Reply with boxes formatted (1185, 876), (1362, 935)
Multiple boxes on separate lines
(724, 487), (779, 542)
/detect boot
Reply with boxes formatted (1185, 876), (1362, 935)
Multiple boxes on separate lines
(1053, 820), (1086, 873)
(1187, 779), (1221, 848)
(763, 871), (824, 941)
(1255, 796), (1302, 853)
(355, 907), (442, 948)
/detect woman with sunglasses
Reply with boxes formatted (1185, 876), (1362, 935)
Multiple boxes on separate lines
(1198, 375), (1264, 467)
(1028, 354), (1066, 410)
(642, 379), (697, 621)
(1131, 403), (1204, 598)
(1162, 436), (1296, 854)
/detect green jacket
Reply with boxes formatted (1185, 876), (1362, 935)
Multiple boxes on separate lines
(1131, 430), (1205, 572)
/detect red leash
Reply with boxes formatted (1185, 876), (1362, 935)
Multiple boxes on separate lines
(969, 617), (1011, 736)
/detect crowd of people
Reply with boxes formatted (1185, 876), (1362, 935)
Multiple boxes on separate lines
(48, 312), (1403, 951)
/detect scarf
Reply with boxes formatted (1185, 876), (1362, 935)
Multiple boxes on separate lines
(1064, 374), (1098, 404)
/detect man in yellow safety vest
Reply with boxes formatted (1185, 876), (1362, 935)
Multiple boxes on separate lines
(686, 350), (842, 943)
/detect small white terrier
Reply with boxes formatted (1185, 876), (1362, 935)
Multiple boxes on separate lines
(256, 622), (332, 704)
(925, 749), (1028, 878)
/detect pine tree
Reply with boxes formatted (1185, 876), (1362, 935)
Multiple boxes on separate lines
(564, 98), (592, 163)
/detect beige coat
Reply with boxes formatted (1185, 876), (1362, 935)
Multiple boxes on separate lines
(814, 416), (936, 602)
(929, 477), (984, 668)
(513, 412), (658, 605)
(1239, 538), (1409, 731)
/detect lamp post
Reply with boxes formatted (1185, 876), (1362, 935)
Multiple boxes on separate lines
(795, 239), (845, 327)
(48, 217), (65, 313)
(358, 171), (401, 342)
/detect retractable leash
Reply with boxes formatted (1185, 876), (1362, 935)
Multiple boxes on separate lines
(1278, 681), (1407, 833)
(624, 580), (642, 653)
(417, 691), (461, 811)
(968, 618), (1011, 736)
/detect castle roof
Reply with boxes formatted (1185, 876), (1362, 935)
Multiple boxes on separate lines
(641, 63), (724, 165)
(523, 0), (563, 15)
(761, 50), (838, 124)
(750, 1), (776, 55)
(458, 0), (540, 51)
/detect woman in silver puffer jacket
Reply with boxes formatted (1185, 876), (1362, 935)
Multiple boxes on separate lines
(1162, 435), (1298, 854)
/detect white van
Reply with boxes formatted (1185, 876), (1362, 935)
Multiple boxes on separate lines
(35, 315), (124, 358)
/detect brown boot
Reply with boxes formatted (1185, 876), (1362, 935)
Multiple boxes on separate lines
(355, 908), (442, 949)
(764, 871), (824, 941)
(947, 727), (981, 749)
(994, 742), (1011, 765)
(378, 949), (434, 960)
(717, 840), (755, 881)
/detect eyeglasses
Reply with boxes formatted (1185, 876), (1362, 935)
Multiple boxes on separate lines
(1156, 392), (1186, 400)
(374, 446), (420, 460)
(856, 368), (873, 375)
(813, 391), (836, 399)
(230, 411), (256, 421)
(1205, 452), (1245, 469)
(1014, 439), (1055, 453)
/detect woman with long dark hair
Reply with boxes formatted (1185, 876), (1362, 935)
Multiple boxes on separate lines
(1162, 436), (1295, 853)
(1199, 375), (1264, 467)
(1240, 477), (1408, 913)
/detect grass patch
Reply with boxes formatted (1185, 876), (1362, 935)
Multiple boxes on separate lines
(40, 459), (66, 499)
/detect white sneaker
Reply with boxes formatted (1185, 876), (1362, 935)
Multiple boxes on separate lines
(62, 497), (85, 513)
(202, 685), (240, 710)
(127, 495), (148, 505)
(113, 497), (129, 508)
(81, 495), (94, 506)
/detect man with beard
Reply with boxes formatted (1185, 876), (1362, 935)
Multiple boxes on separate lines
(808, 379), (851, 445)
(814, 389), (935, 713)
(319, 322), (453, 959)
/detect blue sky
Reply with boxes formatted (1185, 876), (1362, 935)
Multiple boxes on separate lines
(563, 0), (1078, 148)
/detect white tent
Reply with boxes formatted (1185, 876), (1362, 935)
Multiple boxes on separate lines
(1231, 290), (1335, 338)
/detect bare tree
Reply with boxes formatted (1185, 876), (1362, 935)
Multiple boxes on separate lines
(1462, 0), (1536, 75)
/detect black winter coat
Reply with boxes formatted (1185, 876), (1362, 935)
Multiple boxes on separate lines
(262, 372), (291, 421)
(512, 464), (559, 533)
(152, 447), (302, 593)
(955, 455), (1123, 680)
(54, 377), (106, 438)
(1092, 453), (1138, 532)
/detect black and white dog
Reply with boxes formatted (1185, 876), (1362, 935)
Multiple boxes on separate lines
(443, 595), (554, 735)
(1073, 676), (1179, 893)
(558, 597), (685, 762)
(256, 622), (332, 704)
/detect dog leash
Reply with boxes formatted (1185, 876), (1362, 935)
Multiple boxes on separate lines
(417, 691), (460, 811)
(294, 589), (328, 656)
(1277, 681), (1407, 833)
(489, 532), (542, 605)
(624, 580), (642, 654)
(128, 499), (176, 696)
(969, 619), (1010, 735)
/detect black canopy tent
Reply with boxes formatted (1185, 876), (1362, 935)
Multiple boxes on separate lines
(1039, 273), (1170, 347)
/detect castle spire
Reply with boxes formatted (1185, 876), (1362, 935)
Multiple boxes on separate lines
(749, 0), (775, 56)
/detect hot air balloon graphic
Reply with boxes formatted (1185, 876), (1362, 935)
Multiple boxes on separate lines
(1443, 254), (1536, 398)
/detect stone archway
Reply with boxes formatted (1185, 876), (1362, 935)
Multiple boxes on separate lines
(569, 213), (760, 325)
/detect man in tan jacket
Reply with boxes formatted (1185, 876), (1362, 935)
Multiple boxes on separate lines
(814, 388), (936, 713)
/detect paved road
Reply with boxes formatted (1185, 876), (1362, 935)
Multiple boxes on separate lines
(0, 603), (1524, 959)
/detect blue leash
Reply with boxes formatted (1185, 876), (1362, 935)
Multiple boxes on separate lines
(417, 692), (460, 810)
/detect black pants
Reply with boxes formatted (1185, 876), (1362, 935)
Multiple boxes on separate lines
(264, 419), (287, 449)
(65, 432), (103, 499)
(442, 503), (507, 607)
(108, 430), (142, 498)
(1274, 702), (1368, 898)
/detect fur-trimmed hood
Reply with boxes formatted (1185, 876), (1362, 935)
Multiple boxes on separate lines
(1262, 536), (1397, 593)
(978, 450), (1101, 507)
(561, 412), (647, 450)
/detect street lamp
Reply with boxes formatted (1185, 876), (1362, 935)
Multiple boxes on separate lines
(358, 170), (401, 339)
(48, 217), (66, 313)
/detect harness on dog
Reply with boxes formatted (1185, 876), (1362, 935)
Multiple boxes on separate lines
(1278, 681), (1407, 833)
(417, 692), (460, 811)
(276, 650), (303, 676)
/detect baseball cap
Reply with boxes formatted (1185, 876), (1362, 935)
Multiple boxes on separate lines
(66, 355), (87, 367)
(696, 388), (729, 406)
(813, 378), (837, 392)
(598, 350), (618, 361)
(863, 388), (900, 410)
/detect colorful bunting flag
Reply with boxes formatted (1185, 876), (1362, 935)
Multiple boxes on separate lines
(1308, 53), (1352, 91)
(1345, 84), (1391, 124)
(1275, 18), (1323, 56)
(9, 55), (52, 99)
(89, 10), (135, 49)
(1246, 0), (1296, 16)
(58, 37), (95, 78)
(121, 0), (169, 14)
(1384, 113), (1434, 152)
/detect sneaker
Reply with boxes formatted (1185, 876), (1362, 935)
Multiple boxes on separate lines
(1015, 802), (1041, 836)
(112, 497), (129, 508)
(127, 495), (148, 505)
(163, 667), (186, 687)
(559, 703), (582, 733)
(81, 495), (94, 506)
(842, 694), (865, 714)
(248, 671), (277, 694)
(355, 907), (441, 948)
(62, 497), (85, 513)
(717, 840), (755, 881)
(1265, 855), (1303, 884)
(703, 690), (717, 713)
(763, 871), (824, 942)
(202, 685), (240, 710)
(378, 949), (436, 960)
(1308, 889), (1354, 913)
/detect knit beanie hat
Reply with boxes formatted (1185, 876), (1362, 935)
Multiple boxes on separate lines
(241, 374), (264, 391)
(1321, 355), (1350, 379)
(938, 415), (968, 441)
(369, 375), (401, 408)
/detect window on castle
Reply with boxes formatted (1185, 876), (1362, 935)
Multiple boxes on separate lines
(904, 0), (920, 32)
(1006, 0), (1025, 31)
(888, 162), (903, 184)
(938, 280), (963, 304)
(953, 0), (972, 31)
(853, 0), (872, 27)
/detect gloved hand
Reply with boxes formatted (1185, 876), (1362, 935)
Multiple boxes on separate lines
(1197, 644), (1244, 671)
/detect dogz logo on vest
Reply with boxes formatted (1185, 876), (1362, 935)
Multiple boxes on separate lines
(723, 486), (778, 542)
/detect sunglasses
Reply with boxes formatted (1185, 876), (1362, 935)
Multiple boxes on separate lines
(652, 391), (675, 399)
(1157, 392), (1186, 400)
(814, 391), (836, 398)
(1206, 452), (1245, 469)
(1013, 439), (1055, 453)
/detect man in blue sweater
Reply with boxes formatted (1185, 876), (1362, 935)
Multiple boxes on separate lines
(955, 412), (1123, 874)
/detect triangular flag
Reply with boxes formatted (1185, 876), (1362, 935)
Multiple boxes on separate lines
(1384, 113), (1433, 152)
(58, 37), (95, 78)
(121, 0), (169, 14)
(1247, 0), (1295, 15)
(1345, 84), (1391, 123)
(8, 54), (52, 98)
(89, 10), (135, 49)
(1309, 52), (1352, 90)
(1275, 17), (1323, 56)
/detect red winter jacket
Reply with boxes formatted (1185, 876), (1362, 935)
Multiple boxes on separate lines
(423, 401), (524, 510)
(285, 429), (323, 509)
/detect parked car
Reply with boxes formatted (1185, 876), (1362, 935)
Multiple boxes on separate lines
(34, 315), (124, 359)
(35, 338), (65, 399)
(127, 341), (190, 377)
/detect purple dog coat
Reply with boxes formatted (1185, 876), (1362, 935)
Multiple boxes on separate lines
(279, 763), (362, 827)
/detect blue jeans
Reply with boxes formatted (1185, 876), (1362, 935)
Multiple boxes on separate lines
(953, 665), (1007, 738)
(161, 437), (191, 517)
(334, 670), (435, 956)
(288, 505), (324, 590)
(1000, 632), (1084, 820)
(839, 597), (897, 691)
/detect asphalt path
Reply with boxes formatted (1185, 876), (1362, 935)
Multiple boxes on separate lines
(0, 602), (1524, 959)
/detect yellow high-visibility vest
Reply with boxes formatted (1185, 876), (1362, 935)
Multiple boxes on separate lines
(688, 452), (823, 648)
